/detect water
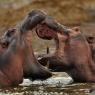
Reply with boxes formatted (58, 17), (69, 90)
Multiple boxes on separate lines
(0, 72), (95, 95)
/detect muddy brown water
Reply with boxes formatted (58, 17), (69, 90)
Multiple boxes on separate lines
(0, 72), (95, 95)
(0, 22), (95, 95)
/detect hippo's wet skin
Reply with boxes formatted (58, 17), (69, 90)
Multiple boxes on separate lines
(20, 10), (52, 80)
(0, 26), (25, 87)
(36, 17), (95, 82)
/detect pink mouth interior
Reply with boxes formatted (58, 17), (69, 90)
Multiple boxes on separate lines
(36, 24), (55, 40)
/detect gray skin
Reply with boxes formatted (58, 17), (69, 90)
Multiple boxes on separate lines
(36, 17), (95, 83)
(0, 24), (25, 87)
(0, 10), (52, 87)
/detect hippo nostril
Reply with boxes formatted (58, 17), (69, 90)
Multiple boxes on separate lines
(0, 41), (9, 48)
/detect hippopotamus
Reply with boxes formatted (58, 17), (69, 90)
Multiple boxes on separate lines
(0, 10), (52, 87)
(36, 17), (95, 82)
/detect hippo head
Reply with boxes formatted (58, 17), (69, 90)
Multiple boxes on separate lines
(0, 10), (52, 81)
(36, 16), (81, 70)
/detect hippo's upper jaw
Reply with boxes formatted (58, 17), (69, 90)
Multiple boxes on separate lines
(20, 10), (46, 33)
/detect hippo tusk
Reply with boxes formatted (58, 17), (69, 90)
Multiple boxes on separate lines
(47, 46), (50, 54)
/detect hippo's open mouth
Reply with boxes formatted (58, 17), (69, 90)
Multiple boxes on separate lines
(35, 16), (70, 40)
(36, 24), (54, 40)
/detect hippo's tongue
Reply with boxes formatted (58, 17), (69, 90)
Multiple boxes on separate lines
(20, 10), (46, 32)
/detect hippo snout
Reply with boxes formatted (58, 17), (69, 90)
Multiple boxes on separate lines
(0, 37), (9, 48)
